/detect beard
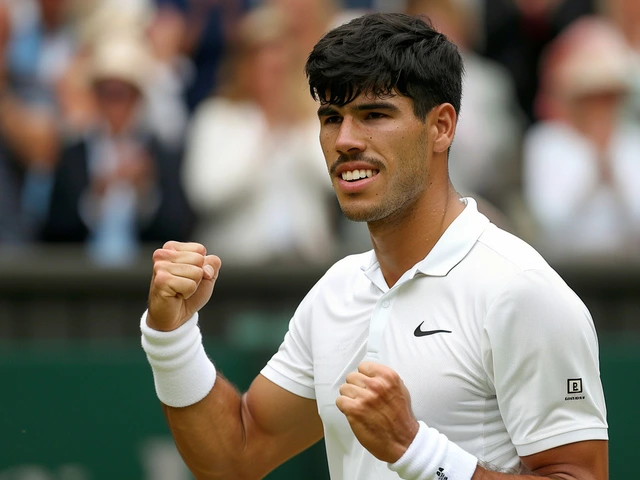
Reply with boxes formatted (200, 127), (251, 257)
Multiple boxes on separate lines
(333, 146), (429, 224)
(338, 174), (426, 224)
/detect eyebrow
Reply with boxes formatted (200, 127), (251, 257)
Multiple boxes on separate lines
(317, 101), (400, 118)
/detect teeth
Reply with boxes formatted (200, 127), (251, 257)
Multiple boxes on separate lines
(341, 169), (377, 181)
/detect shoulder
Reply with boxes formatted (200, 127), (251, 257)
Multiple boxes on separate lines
(475, 225), (592, 332)
(309, 251), (373, 295)
(467, 224), (588, 318)
(476, 224), (551, 272)
(187, 98), (265, 148)
(291, 251), (373, 319)
(191, 97), (261, 124)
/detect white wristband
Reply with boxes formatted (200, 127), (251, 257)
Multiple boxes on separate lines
(388, 421), (478, 480)
(140, 310), (216, 408)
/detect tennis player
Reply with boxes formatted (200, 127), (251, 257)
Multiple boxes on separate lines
(141, 13), (608, 480)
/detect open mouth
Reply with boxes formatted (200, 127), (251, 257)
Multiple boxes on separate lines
(340, 169), (379, 182)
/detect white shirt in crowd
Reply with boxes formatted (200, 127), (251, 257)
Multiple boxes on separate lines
(182, 97), (336, 265)
(523, 121), (640, 258)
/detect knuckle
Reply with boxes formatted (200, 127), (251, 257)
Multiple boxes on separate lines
(369, 378), (386, 393)
(193, 243), (207, 255)
(152, 259), (169, 275)
(152, 248), (166, 261)
(153, 248), (175, 263)
(192, 253), (205, 267)
(388, 369), (400, 382)
(152, 268), (171, 286)
(184, 278), (198, 294)
(350, 402), (367, 417)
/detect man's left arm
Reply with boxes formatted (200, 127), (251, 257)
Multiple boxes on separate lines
(337, 361), (608, 480)
(498, 439), (608, 480)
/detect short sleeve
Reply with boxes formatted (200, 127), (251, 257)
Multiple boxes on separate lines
(260, 285), (319, 400)
(483, 269), (608, 457)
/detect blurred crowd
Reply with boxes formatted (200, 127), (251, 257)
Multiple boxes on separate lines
(0, 0), (638, 266)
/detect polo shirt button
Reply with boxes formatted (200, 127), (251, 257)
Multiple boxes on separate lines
(382, 300), (390, 308)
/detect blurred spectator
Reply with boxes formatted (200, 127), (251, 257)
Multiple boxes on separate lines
(267, 0), (338, 61)
(182, 5), (337, 266)
(406, 0), (525, 223)
(155, 0), (248, 112)
(75, 0), (189, 148)
(523, 17), (640, 259)
(145, 3), (190, 147)
(0, 0), (66, 243)
(5, 0), (78, 108)
(40, 36), (194, 265)
(604, 0), (640, 125)
(0, 1), (23, 243)
(482, 0), (595, 123)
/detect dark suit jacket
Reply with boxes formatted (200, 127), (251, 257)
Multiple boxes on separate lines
(40, 134), (195, 245)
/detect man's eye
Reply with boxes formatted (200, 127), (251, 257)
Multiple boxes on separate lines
(366, 112), (386, 119)
(324, 116), (342, 124)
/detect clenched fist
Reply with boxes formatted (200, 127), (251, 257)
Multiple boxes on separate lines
(147, 241), (222, 332)
(336, 361), (419, 463)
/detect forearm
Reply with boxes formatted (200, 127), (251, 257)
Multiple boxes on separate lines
(393, 454), (594, 480)
(142, 312), (263, 478)
(473, 464), (581, 480)
(141, 309), (322, 479)
(162, 375), (259, 479)
(389, 422), (605, 480)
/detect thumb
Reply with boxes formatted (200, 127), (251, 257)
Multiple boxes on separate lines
(202, 255), (222, 281)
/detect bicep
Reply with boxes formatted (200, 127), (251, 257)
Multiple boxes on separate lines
(522, 440), (608, 480)
(242, 374), (324, 475)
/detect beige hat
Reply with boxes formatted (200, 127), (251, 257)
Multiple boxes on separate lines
(89, 36), (154, 92)
(77, 0), (152, 49)
(554, 18), (632, 98)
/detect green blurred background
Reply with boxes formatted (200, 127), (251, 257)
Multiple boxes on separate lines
(1, 248), (638, 479)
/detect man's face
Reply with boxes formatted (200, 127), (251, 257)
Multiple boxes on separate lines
(318, 92), (432, 224)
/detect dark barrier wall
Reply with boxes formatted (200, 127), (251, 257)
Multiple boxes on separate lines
(0, 247), (639, 478)
(1, 338), (639, 479)
(0, 341), (330, 479)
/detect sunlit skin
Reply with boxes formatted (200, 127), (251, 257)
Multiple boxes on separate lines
(317, 92), (462, 287)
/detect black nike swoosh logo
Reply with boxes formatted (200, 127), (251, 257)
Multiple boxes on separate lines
(414, 322), (452, 337)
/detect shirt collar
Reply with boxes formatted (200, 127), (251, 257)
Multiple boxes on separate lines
(361, 197), (490, 288)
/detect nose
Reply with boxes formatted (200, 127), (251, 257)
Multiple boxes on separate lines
(334, 116), (366, 155)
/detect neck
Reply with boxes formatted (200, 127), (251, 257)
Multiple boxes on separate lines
(368, 182), (464, 288)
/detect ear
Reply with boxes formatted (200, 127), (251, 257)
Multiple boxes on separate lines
(429, 103), (457, 154)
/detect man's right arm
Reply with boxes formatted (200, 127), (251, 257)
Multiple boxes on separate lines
(145, 242), (324, 479)
(163, 374), (324, 479)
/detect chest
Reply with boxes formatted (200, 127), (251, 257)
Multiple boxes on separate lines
(310, 278), (492, 440)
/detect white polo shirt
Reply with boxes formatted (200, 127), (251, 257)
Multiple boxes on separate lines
(261, 198), (608, 479)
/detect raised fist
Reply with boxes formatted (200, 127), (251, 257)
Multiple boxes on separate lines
(147, 241), (222, 331)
